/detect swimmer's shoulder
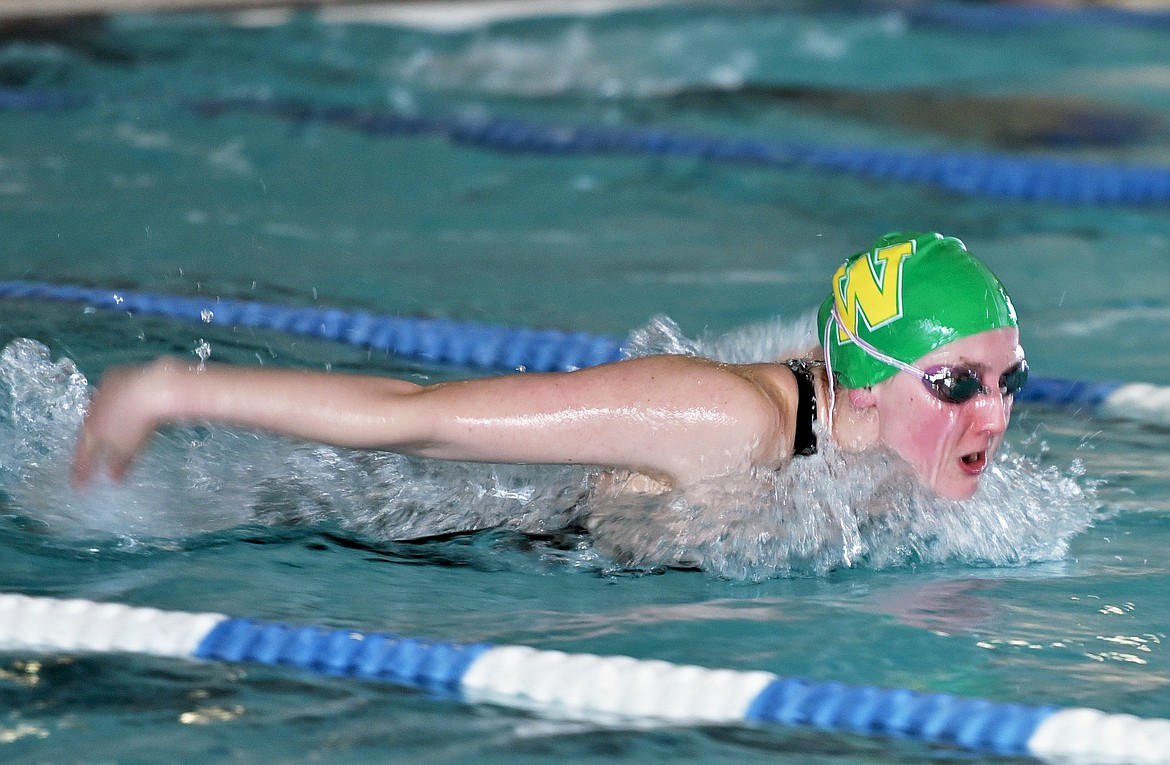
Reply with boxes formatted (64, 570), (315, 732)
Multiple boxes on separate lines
(674, 357), (812, 471)
(599, 353), (817, 478)
(721, 356), (815, 405)
(588, 357), (815, 496)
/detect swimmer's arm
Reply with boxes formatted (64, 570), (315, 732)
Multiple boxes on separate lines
(72, 355), (794, 488)
(407, 355), (795, 483)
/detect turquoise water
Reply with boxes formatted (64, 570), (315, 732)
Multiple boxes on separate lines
(2, 4), (1170, 762)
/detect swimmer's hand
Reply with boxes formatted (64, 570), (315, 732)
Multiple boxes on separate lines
(72, 358), (183, 489)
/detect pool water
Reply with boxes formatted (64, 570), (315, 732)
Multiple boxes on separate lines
(3, 3), (1170, 763)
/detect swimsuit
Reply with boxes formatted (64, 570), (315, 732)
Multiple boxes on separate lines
(783, 359), (819, 457)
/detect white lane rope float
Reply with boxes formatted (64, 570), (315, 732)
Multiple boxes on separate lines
(0, 594), (1168, 763)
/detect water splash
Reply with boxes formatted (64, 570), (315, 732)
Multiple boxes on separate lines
(247, 447), (587, 541)
(0, 339), (585, 546)
(194, 338), (212, 369)
(624, 311), (819, 364)
(0, 336), (1097, 579)
(391, 21), (762, 101)
(585, 437), (1096, 581)
(0, 339), (280, 542)
(599, 316), (1101, 580)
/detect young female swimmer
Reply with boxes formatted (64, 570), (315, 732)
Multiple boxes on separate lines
(71, 232), (1027, 503)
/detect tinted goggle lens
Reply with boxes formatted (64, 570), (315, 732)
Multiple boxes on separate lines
(1000, 360), (1029, 396)
(923, 360), (1028, 405)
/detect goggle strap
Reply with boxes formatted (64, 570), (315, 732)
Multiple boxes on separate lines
(822, 318), (837, 440)
(827, 307), (1025, 407)
(829, 306), (926, 381)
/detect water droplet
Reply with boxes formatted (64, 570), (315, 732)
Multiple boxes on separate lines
(194, 339), (211, 370)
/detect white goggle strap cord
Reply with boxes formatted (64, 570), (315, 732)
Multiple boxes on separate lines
(821, 315), (838, 440)
(829, 305), (925, 381)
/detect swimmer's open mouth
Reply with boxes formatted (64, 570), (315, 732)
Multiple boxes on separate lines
(960, 450), (987, 474)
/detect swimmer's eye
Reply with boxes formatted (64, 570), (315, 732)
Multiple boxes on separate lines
(921, 360), (1028, 405)
(999, 359), (1029, 398)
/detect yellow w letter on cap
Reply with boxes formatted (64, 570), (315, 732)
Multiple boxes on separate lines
(832, 240), (914, 343)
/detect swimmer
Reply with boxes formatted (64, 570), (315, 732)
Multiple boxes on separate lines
(71, 231), (1027, 504)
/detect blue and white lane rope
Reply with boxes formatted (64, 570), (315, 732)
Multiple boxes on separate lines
(0, 594), (1167, 764)
(3, 279), (1170, 428)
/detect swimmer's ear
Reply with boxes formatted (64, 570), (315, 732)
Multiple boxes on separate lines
(847, 386), (878, 409)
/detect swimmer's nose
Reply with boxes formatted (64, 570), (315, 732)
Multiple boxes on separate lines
(973, 389), (1010, 435)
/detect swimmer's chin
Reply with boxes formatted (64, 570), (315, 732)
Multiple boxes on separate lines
(933, 481), (980, 501)
(925, 456), (988, 501)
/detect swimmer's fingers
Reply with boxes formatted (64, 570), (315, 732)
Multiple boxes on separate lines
(70, 426), (144, 488)
(70, 428), (99, 489)
(70, 362), (171, 489)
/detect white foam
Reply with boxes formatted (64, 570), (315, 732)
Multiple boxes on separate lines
(0, 339), (585, 544)
(229, 0), (678, 31)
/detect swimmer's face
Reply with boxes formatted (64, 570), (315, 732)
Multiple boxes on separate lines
(869, 327), (1024, 500)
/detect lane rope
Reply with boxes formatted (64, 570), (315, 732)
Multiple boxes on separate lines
(0, 593), (1168, 763)
(0, 279), (623, 373)
(193, 97), (1170, 206)
(6, 86), (1170, 206)
(2, 279), (1167, 427)
(902, 2), (1170, 30)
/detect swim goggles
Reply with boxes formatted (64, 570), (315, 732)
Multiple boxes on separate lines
(916, 359), (1029, 405)
(829, 306), (1028, 405)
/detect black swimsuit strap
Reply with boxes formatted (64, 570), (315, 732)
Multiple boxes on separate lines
(784, 359), (819, 457)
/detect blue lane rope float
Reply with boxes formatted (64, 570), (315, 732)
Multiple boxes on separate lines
(902, 2), (1170, 30)
(0, 593), (1168, 762)
(0, 280), (623, 373)
(192, 97), (1170, 207)
(0, 88), (88, 111)
(3, 279), (1170, 428)
(5, 86), (1170, 206)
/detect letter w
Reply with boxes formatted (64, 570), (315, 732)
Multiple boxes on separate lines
(834, 240), (914, 343)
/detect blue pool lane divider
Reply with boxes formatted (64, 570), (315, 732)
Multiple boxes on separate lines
(0, 593), (1168, 762)
(901, 2), (1170, 30)
(7, 86), (1170, 206)
(3, 279), (1169, 428)
(0, 280), (623, 373)
(192, 97), (1170, 207)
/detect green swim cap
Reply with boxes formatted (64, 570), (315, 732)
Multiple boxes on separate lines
(816, 232), (1017, 389)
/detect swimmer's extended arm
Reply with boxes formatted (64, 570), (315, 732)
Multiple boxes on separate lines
(71, 355), (795, 489)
